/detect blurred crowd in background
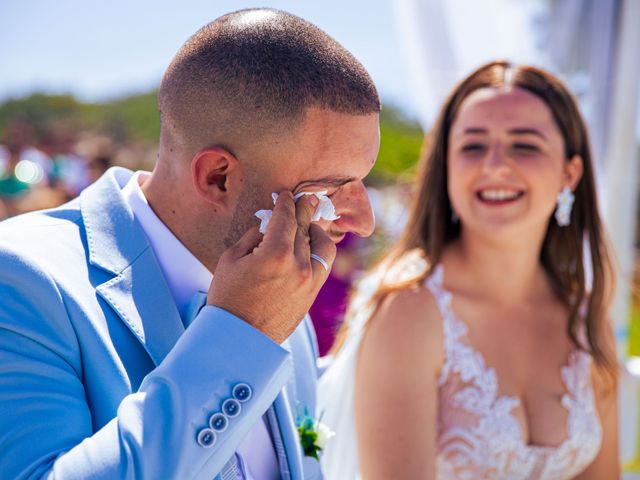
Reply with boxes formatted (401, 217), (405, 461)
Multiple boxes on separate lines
(0, 118), (159, 220)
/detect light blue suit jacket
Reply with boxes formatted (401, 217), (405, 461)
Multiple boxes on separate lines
(0, 167), (323, 479)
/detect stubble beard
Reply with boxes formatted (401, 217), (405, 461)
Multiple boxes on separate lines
(223, 179), (264, 249)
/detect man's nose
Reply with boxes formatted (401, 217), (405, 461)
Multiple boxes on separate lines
(333, 181), (375, 238)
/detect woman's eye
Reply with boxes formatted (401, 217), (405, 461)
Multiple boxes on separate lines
(461, 143), (486, 154)
(512, 143), (540, 153)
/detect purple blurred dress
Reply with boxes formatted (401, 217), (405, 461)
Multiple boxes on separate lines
(309, 233), (361, 356)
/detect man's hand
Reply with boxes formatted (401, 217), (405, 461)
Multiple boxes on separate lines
(207, 191), (337, 344)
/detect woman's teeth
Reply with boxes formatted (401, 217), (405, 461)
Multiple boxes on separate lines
(479, 189), (521, 201)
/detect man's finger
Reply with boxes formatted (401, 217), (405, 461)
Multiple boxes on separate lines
(226, 226), (263, 259)
(262, 191), (297, 252)
(308, 224), (336, 283)
(293, 194), (320, 263)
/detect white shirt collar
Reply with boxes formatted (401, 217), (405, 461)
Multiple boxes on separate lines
(122, 171), (213, 320)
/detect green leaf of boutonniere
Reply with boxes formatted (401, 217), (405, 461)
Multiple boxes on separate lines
(296, 408), (335, 460)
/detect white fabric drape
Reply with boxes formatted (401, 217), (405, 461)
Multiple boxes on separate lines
(319, 272), (383, 479)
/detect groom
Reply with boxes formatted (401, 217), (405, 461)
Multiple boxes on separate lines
(0, 9), (379, 480)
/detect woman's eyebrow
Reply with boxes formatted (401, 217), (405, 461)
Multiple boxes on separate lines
(509, 128), (547, 140)
(459, 127), (547, 140)
(462, 127), (488, 135)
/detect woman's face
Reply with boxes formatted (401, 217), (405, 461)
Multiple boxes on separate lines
(446, 86), (582, 242)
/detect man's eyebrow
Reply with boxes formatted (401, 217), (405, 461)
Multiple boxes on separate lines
(294, 176), (355, 192)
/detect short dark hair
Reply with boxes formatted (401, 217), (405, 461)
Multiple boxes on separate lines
(158, 8), (380, 155)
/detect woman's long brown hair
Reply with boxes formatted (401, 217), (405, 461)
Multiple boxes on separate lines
(334, 60), (617, 379)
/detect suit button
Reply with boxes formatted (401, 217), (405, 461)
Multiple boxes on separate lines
(209, 412), (228, 432)
(232, 383), (253, 402)
(197, 428), (216, 448)
(222, 398), (241, 418)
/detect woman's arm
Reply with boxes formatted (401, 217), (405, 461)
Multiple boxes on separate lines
(354, 287), (444, 479)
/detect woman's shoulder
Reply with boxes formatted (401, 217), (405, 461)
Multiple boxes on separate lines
(360, 282), (446, 375)
(376, 283), (442, 325)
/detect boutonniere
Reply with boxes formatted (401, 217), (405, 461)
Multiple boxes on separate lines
(296, 408), (335, 460)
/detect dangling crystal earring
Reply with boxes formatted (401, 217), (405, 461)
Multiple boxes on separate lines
(555, 186), (575, 226)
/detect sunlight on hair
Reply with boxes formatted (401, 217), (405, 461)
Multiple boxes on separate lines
(501, 65), (514, 92)
(232, 9), (278, 27)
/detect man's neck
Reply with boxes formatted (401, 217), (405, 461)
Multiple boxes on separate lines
(141, 169), (224, 272)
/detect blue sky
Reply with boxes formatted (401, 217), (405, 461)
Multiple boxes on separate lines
(0, 0), (418, 117)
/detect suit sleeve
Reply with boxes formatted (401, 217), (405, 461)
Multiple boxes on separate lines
(0, 251), (292, 480)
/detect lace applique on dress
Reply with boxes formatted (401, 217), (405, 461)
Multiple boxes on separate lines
(425, 265), (602, 479)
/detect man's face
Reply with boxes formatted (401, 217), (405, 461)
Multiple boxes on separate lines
(230, 107), (380, 246)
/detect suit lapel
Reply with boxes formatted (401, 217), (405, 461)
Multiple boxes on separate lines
(96, 249), (184, 366)
(287, 321), (318, 415)
(272, 388), (304, 480)
(81, 167), (184, 366)
(272, 327), (323, 480)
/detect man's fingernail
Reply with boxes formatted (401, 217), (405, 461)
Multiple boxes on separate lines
(309, 195), (319, 207)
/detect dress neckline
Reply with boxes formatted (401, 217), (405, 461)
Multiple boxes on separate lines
(426, 263), (594, 453)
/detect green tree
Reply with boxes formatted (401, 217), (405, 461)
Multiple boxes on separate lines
(373, 105), (424, 182)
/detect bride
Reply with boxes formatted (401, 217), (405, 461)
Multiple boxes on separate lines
(318, 61), (619, 479)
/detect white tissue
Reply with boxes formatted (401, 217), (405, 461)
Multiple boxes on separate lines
(255, 191), (340, 233)
(254, 210), (273, 233)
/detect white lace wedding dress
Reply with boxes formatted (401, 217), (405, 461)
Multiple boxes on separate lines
(318, 264), (602, 479)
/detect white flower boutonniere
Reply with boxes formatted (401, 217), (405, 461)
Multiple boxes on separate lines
(296, 408), (335, 460)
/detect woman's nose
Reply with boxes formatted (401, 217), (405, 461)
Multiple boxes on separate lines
(482, 143), (512, 177)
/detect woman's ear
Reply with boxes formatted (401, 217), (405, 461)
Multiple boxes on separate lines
(191, 146), (239, 209)
(565, 154), (584, 191)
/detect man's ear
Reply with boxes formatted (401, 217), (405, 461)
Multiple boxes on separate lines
(565, 154), (584, 191)
(191, 146), (239, 208)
